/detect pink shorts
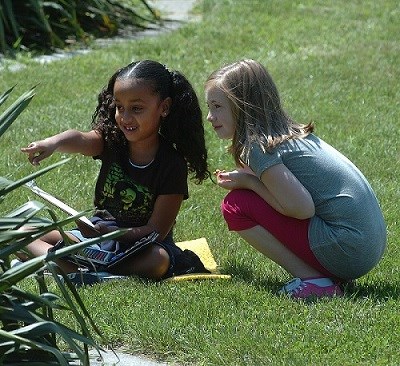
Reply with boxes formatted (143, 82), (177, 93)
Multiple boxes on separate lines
(221, 189), (334, 277)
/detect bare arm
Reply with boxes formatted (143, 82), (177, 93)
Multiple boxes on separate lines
(21, 129), (103, 166)
(93, 194), (184, 243)
(216, 164), (315, 219)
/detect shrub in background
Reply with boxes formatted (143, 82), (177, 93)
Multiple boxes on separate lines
(0, 0), (159, 54)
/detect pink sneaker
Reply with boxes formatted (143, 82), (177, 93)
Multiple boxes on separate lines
(279, 277), (343, 299)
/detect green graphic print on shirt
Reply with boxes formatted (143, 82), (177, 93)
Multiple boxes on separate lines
(98, 163), (154, 227)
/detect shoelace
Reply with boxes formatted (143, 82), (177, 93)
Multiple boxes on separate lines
(281, 278), (303, 293)
(292, 281), (308, 295)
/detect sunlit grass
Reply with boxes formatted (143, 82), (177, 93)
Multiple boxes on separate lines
(1, 0), (399, 364)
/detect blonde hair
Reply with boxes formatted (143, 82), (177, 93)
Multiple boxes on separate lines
(205, 59), (313, 166)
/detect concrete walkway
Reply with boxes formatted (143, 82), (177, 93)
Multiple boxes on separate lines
(87, 349), (169, 366)
(150, 0), (199, 23)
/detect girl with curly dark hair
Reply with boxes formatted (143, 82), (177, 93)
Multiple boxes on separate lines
(21, 60), (210, 280)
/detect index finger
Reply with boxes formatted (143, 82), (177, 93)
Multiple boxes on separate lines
(21, 142), (38, 152)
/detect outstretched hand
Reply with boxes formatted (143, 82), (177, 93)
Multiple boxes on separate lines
(21, 140), (56, 166)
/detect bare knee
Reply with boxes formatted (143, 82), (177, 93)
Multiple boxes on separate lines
(111, 245), (170, 279)
(138, 245), (170, 279)
(146, 248), (170, 279)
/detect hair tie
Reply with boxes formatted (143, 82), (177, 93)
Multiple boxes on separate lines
(163, 64), (172, 75)
(163, 64), (174, 94)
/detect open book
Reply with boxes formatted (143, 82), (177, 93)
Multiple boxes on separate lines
(25, 180), (160, 270)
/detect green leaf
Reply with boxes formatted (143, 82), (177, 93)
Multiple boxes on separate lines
(6, 287), (65, 311)
(0, 85), (106, 366)
(2, 0), (20, 39)
(0, 86), (15, 107)
(0, 15), (6, 54)
(0, 229), (125, 291)
(3, 200), (47, 221)
(0, 158), (70, 198)
(0, 328), (71, 365)
(0, 86), (36, 139)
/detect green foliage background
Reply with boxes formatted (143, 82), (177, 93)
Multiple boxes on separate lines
(0, 0), (158, 54)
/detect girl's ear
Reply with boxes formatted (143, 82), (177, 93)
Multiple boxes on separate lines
(161, 97), (172, 117)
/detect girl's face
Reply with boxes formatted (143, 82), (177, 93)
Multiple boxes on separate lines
(113, 79), (170, 143)
(205, 85), (235, 140)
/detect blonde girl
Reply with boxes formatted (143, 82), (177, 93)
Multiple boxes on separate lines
(205, 59), (386, 299)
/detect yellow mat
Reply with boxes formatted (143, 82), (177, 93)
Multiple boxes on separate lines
(165, 238), (231, 282)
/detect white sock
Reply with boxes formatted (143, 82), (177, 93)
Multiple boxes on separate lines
(303, 277), (335, 287)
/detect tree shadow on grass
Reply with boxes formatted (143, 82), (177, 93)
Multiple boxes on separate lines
(224, 262), (400, 302)
(222, 261), (285, 292)
(343, 281), (400, 301)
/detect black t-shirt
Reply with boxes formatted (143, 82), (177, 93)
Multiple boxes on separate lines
(93, 136), (188, 228)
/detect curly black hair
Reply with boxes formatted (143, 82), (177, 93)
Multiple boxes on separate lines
(92, 60), (210, 183)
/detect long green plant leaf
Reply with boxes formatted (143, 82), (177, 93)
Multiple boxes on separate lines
(0, 86), (36, 139)
(0, 86), (109, 366)
(0, 328), (70, 366)
(0, 229), (125, 291)
(0, 16), (6, 54)
(13, 321), (95, 360)
(1, 283), (101, 364)
(1, 296), (59, 326)
(2, 0), (20, 38)
(1, 0), (160, 52)
(0, 210), (106, 259)
(0, 158), (70, 197)
(0, 86), (15, 107)
(0, 218), (49, 229)
(0, 214), (92, 257)
(5, 287), (66, 311)
(27, 0), (52, 33)
(46, 262), (106, 339)
(3, 200), (47, 220)
(137, 0), (161, 20)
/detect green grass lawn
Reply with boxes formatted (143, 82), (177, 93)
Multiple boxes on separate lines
(1, 0), (399, 364)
